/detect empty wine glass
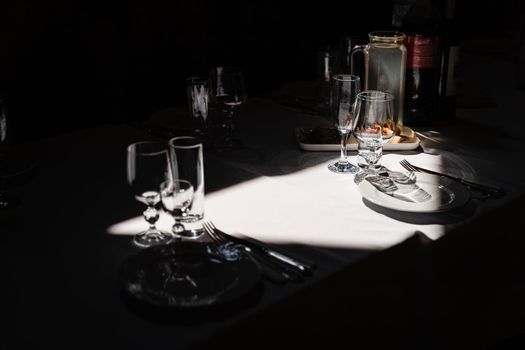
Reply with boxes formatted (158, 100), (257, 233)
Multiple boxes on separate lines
(160, 179), (194, 235)
(127, 141), (173, 247)
(327, 74), (360, 174)
(209, 66), (247, 148)
(353, 90), (396, 177)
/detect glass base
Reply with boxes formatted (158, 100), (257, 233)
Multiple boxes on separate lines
(328, 161), (359, 174)
(133, 229), (173, 248)
(175, 227), (204, 239)
(172, 221), (204, 239)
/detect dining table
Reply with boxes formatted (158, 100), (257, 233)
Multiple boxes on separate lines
(3, 52), (525, 349)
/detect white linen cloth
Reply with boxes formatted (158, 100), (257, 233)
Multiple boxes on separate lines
(109, 94), (525, 252)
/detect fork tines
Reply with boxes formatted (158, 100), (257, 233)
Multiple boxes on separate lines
(400, 159), (418, 172)
(202, 221), (224, 244)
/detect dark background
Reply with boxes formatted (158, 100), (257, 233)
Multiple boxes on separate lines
(2, 2), (525, 349)
(0, 0), (521, 142)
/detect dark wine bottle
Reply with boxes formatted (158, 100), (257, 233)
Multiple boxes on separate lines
(438, 0), (459, 118)
(402, 0), (443, 126)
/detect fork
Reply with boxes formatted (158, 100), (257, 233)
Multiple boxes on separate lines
(400, 159), (505, 198)
(204, 221), (315, 275)
(203, 222), (308, 279)
(202, 222), (300, 283)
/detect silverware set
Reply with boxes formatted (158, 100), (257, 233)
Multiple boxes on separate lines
(203, 221), (315, 284)
(399, 159), (505, 198)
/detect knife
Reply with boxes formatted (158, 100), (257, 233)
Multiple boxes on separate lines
(238, 245), (304, 283)
(236, 245), (289, 284)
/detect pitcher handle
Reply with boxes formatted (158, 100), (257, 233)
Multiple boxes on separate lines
(350, 45), (365, 79)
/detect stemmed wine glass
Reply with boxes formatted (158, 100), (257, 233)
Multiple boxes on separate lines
(127, 141), (173, 247)
(160, 179), (194, 235)
(209, 66), (247, 148)
(353, 90), (396, 178)
(327, 74), (360, 173)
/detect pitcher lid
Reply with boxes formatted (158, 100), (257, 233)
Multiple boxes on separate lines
(368, 31), (406, 43)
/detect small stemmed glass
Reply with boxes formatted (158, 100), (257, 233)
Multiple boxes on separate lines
(327, 74), (360, 174)
(353, 90), (396, 181)
(127, 141), (173, 247)
(209, 66), (247, 148)
(160, 179), (194, 235)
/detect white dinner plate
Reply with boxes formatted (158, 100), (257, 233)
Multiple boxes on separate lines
(358, 173), (471, 213)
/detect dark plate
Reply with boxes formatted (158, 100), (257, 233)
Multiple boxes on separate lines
(119, 242), (260, 309)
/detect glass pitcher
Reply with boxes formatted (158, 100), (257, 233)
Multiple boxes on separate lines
(351, 31), (407, 126)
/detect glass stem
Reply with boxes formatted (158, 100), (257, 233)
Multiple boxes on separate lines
(365, 140), (382, 173)
(143, 205), (159, 230)
(339, 131), (350, 164)
(222, 106), (236, 139)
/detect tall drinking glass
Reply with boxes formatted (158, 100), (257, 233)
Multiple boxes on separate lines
(160, 179), (194, 235)
(327, 74), (360, 174)
(353, 90), (395, 175)
(127, 141), (173, 247)
(209, 66), (247, 148)
(168, 136), (204, 238)
(186, 76), (209, 138)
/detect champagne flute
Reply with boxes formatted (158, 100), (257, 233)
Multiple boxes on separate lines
(353, 90), (396, 176)
(160, 179), (194, 235)
(209, 66), (247, 148)
(127, 141), (173, 247)
(327, 74), (360, 173)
